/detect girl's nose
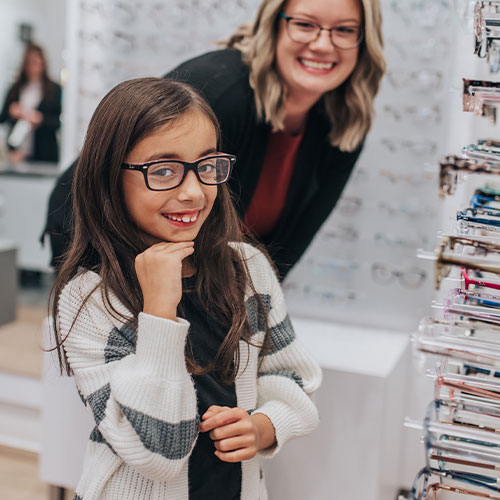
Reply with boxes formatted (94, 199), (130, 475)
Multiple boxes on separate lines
(177, 170), (204, 201)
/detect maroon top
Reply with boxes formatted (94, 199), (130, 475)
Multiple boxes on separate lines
(243, 129), (304, 237)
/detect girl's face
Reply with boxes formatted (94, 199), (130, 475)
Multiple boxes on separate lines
(121, 110), (218, 245)
(275, 0), (362, 102)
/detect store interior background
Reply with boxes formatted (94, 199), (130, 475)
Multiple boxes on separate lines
(0, 0), (493, 499)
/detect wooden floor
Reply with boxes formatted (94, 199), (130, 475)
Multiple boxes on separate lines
(0, 304), (45, 378)
(0, 446), (49, 500)
(0, 279), (75, 499)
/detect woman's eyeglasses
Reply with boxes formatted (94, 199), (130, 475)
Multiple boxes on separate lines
(121, 154), (236, 191)
(279, 12), (363, 50)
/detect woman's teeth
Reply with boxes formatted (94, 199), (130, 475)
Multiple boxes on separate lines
(300, 59), (335, 70)
(165, 213), (198, 223)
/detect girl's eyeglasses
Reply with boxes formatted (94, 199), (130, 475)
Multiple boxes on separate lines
(121, 154), (236, 191)
(279, 12), (363, 50)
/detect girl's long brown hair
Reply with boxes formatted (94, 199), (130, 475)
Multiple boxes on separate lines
(50, 77), (270, 383)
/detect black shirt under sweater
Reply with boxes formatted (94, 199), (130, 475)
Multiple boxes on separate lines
(180, 275), (241, 500)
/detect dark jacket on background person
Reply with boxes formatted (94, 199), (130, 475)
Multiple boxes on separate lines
(44, 49), (362, 278)
(0, 80), (61, 162)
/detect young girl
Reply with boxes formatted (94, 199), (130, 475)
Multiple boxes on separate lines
(51, 77), (321, 500)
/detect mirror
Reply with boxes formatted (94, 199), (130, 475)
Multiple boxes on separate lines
(0, 0), (65, 166)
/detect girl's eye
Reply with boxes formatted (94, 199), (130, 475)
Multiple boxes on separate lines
(150, 166), (174, 177)
(198, 163), (215, 173)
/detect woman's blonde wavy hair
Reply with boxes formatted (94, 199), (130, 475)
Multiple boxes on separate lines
(224, 0), (386, 152)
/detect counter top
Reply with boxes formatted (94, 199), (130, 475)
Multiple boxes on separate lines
(291, 315), (411, 378)
(0, 160), (60, 178)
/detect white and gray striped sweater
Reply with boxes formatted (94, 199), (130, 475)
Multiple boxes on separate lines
(58, 243), (322, 500)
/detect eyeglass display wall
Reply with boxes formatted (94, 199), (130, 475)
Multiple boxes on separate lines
(284, 0), (464, 330)
(61, 0), (461, 332)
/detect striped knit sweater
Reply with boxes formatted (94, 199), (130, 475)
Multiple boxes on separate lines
(58, 243), (322, 500)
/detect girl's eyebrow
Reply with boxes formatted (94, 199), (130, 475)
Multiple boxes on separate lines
(144, 147), (218, 162)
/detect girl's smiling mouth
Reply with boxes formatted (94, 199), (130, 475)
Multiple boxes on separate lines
(163, 210), (201, 225)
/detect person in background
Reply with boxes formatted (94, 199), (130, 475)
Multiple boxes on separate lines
(0, 42), (61, 163)
(44, 0), (385, 278)
(51, 77), (321, 500)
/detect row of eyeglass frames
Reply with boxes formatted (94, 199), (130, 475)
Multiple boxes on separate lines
(408, 155), (500, 498)
(475, 0), (500, 73)
(404, 3), (500, 498)
(405, 74), (500, 500)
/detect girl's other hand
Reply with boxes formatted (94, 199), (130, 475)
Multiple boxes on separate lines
(135, 241), (194, 321)
(199, 405), (276, 462)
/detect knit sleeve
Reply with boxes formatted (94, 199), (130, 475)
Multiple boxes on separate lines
(57, 271), (198, 481)
(245, 248), (322, 458)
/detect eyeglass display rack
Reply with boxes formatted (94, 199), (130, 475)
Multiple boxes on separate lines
(403, 1), (500, 499)
(62, 0), (457, 333)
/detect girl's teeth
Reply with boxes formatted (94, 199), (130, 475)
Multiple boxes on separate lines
(166, 213), (198, 223)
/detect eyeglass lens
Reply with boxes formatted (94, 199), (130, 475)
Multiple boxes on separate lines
(147, 157), (230, 190)
(286, 18), (362, 49)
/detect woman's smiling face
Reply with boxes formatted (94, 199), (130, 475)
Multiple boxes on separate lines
(121, 109), (218, 245)
(275, 0), (362, 101)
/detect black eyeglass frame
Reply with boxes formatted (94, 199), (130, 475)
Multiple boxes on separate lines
(279, 12), (364, 50)
(121, 154), (236, 191)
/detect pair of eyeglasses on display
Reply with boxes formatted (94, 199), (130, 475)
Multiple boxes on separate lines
(412, 316), (500, 367)
(379, 200), (436, 218)
(282, 281), (357, 306)
(470, 194), (500, 211)
(371, 262), (427, 289)
(439, 156), (500, 198)
(385, 69), (444, 93)
(452, 287), (500, 307)
(383, 104), (442, 125)
(379, 168), (435, 187)
(473, 1), (500, 71)
(278, 12), (364, 49)
(386, 37), (450, 62)
(407, 398), (500, 499)
(429, 238), (500, 290)
(121, 154), (236, 191)
(320, 225), (359, 243)
(462, 144), (500, 164)
(382, 137), (438, 157)
(374, 232), (430, 250)
(390, 0), (452, 30)
(463, 79), (500, 122)
(304, 257), (359, 276)
(334, 195), (363, 216)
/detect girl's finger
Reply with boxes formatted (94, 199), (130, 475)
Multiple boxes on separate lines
(208, 420), (246, 440)
(213, 435), (254, 452)
(201, 405), (232, 424)
(214, 448), (253, 463)
(199, 410), (240, 432)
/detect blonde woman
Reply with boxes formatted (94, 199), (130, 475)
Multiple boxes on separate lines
(45, 0), (385, 277)
(167, 0), (385, 278)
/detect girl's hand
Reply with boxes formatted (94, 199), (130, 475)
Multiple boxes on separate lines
(198, 405), (276, 462)
(135, 241), (194, 321)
